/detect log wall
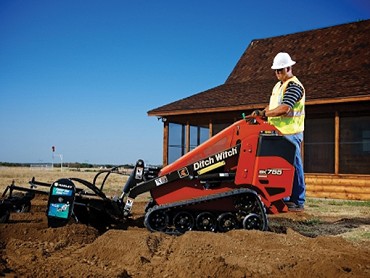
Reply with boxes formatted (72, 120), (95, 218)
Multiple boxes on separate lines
(305, 174), (370, 200)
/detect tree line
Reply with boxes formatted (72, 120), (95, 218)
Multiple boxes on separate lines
(0, 162), (135, 169)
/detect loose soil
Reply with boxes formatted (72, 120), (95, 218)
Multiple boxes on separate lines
(1, 195), (370, 277)
(1, 168), (369, 277)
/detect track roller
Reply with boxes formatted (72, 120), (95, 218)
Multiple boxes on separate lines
(195, 212), (217, 231)
(243, 213), (262, 230)
(217, 212), (238, 232)
(173, 211), (194, 233)
(144, 208), (169, 232)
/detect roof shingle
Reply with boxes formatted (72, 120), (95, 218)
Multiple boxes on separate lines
(149, 20), (370, 116)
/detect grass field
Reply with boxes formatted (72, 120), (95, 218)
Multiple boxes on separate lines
(0, 166), (129, 197)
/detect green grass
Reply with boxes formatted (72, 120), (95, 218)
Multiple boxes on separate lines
(330, 200), (370, 207)
(363, 232), (370, 239)
(342, 230), (370, 242)
(307, 198), (370, 207)
(302, 218), (321, 225)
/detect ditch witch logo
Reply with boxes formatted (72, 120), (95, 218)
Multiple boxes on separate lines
(193, 146), (239, 174)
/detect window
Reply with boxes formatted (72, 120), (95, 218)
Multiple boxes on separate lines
(304, 113), (370, 175)
(339, 115), (370, 174)
(362, 130), (370, 152)
(168, 123), (209, 163)
(304, 117), (335, 173)
(190, 126), (209, 151)
(168, 123), (185, 164)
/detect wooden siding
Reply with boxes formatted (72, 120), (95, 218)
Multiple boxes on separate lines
(306, 174), (370, 200)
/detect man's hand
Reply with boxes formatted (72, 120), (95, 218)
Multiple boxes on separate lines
(251, 110), (266, 117)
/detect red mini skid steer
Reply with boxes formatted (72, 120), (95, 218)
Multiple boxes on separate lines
(0, 116), (295, 234)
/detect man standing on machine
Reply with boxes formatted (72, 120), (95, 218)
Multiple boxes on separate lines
(252, 52), (306, 212)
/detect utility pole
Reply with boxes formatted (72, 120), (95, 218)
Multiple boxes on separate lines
(51, 146), (63, 171)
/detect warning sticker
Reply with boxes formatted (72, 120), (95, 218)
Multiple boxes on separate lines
(155, 176), (168, 186)
(177, 167), (189, 178)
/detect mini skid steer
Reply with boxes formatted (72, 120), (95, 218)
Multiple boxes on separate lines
(0, 116), (296, 234)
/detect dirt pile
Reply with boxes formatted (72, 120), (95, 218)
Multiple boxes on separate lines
(1, 196), (370, 277)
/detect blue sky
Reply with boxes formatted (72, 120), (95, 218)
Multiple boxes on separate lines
(0, 0), (369, 165)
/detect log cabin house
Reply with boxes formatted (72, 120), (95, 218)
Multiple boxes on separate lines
(148, 20), (370, 200)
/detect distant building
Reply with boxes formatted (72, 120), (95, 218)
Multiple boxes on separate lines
(148, 20), (370, 200)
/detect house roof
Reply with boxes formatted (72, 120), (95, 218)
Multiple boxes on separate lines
(148, 20), (370, 117)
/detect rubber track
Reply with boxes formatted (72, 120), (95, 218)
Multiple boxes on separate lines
(144, 188), (268, 235)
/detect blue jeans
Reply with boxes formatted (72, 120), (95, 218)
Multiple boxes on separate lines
(284, 132), (306, 206)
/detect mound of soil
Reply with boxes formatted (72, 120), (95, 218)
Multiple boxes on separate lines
(1, 196), (370, 277)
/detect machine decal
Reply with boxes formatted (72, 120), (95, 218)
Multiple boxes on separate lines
(52, 187), (73, 196)
(48, 202), (70, 219)
(54, 182), (73, 189)
(135, 166), (144, 180)
(258, 168), (284, 177)
(193, 146), (238, 172)
(46, 178), (76, 227)
(177, 167), (189, 178)
(124, 198), (134, 211)
(155, 175), (168, 186)
(197, 161), (225, 175)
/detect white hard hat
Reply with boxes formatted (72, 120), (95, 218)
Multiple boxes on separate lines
(271, 52), (296, 69)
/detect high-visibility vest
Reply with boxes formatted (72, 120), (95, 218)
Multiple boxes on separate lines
(268, 76), (305, 135)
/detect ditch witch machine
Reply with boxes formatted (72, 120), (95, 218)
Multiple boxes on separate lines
(0, 116), (295, 234)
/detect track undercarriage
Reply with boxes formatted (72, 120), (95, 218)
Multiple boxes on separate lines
(144, 189), (268, 234)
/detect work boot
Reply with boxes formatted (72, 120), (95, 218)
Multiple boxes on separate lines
(284, 201), (304, 212)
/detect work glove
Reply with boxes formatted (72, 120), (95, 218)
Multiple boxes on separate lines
(251, 110), (266, 117)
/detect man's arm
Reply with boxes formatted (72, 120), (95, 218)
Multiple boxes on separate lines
(264, 82), (303, 117)
(264, 104), (290, 117)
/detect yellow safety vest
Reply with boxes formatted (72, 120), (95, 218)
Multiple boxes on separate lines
(268, 76), (305, 135)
